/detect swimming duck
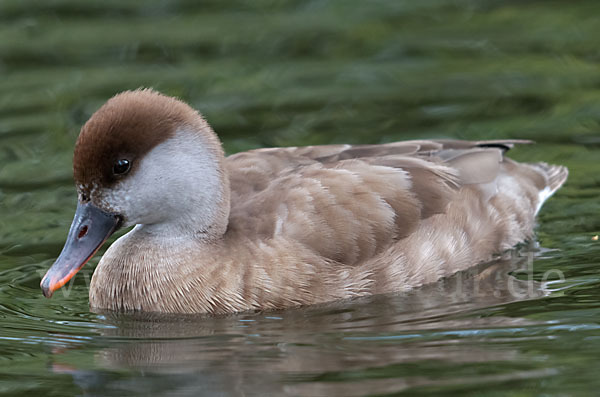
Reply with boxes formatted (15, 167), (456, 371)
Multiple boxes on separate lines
(40, 89), (568, 314)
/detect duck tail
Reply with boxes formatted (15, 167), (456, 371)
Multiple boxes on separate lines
(531, 162), (569, 215)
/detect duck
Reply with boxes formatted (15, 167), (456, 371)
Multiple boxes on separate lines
(40, 89), (568, 314)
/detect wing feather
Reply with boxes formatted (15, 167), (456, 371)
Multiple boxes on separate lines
(226, 139), (535, 266)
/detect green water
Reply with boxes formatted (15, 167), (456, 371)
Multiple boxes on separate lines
(1, 0), (600, 395)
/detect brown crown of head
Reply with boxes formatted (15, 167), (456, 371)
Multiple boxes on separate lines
(73, 89), (205, 197)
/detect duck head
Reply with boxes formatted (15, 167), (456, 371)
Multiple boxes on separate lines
(41, 89), (230, 298)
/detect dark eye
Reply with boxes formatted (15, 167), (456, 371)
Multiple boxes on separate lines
(112, 159), (131, 175)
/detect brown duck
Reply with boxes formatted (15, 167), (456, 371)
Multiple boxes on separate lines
(40, 89), (568, 314)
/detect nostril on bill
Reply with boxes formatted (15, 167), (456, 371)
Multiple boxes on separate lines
(78, 225), (88, 239)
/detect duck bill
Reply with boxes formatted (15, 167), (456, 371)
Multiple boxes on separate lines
(40, 202), (121, 298)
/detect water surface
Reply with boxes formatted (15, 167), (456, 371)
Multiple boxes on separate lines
(1, 1), (600, 395)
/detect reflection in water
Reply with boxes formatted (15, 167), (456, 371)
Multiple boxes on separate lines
(48, 250), (552, 396)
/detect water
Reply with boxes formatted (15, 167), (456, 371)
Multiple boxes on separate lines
(1, 0), (599, 395)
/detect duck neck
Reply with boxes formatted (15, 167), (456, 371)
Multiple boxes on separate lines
(136, 171), (230, 242)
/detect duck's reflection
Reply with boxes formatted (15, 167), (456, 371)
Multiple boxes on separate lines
(52, 250), (553, 396)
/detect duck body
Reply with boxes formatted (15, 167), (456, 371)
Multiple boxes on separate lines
(41, 90), (568, 314)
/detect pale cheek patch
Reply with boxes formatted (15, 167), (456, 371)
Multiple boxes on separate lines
(97, 177), (169, 228)
(97, 186), (134, 221)
(86, 128), (226, 233)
